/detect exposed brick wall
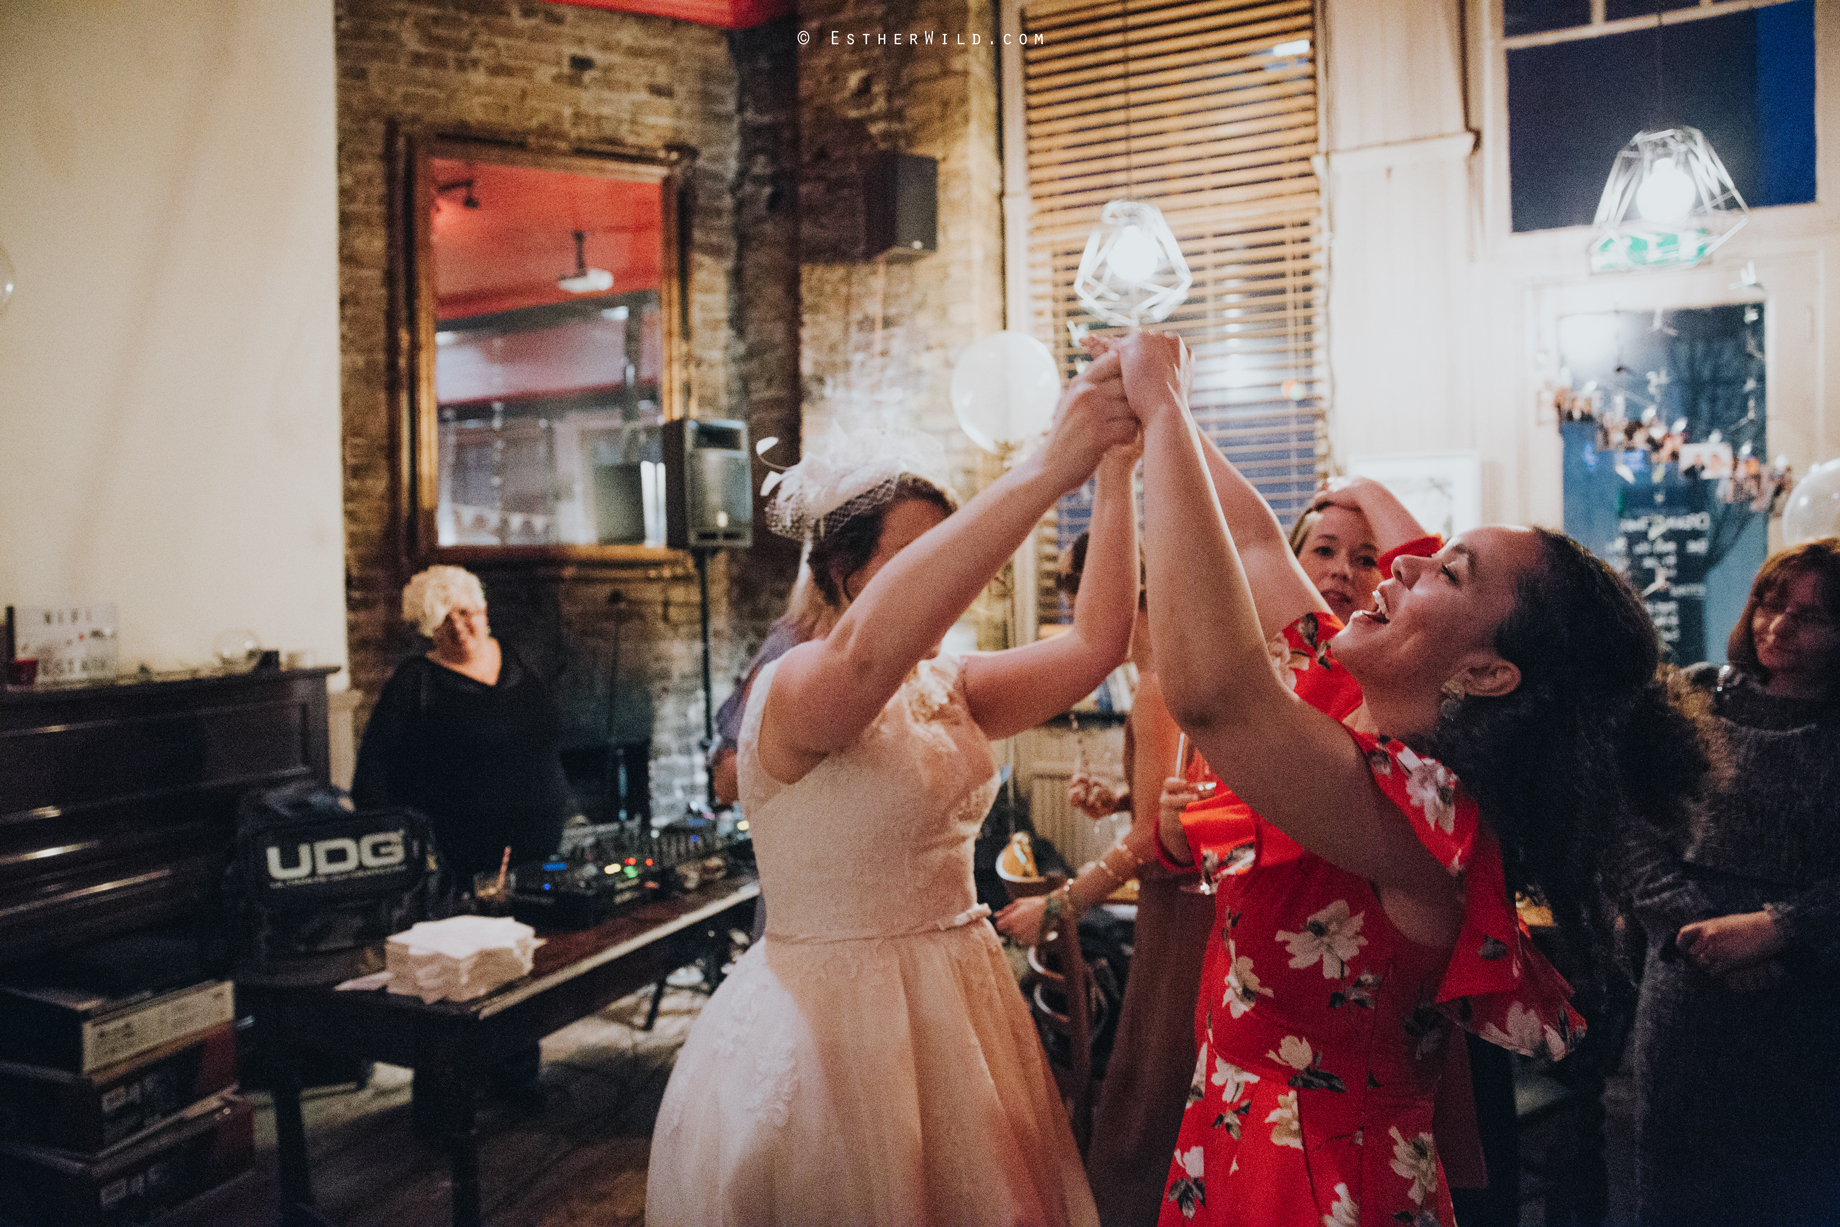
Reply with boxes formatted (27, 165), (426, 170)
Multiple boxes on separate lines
(336, 0), (798, 817)
(796, 0), (1011, 647)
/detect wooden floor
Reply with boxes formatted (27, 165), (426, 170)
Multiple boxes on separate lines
(157, 968), (1641, 1227)
(167, 973), (711, 1227)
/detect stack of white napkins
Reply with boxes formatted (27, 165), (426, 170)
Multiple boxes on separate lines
(384, 915), (540, 1004)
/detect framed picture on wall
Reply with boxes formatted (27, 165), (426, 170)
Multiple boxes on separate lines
(1346, 451), (1482, 541)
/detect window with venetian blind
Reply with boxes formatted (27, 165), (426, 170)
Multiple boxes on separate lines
(1013, 0), (1326, 624)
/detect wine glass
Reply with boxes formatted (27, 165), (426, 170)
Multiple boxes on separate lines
(1174, 733), (1222, 895)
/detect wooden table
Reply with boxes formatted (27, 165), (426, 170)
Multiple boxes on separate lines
(245, 874), (759, 1227)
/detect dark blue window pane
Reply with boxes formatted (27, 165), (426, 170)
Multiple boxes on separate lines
(1503, 0), (1592, 37)
(1604, 0), (1697, 21)
(1508, 2), (1814, 233)
(1755, 0), (1817, 207)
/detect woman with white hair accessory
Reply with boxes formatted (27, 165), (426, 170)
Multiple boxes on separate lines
(646, 349), (1142, 1227)
(353, 564), (572, 1136)
(354, 565), (571, 885)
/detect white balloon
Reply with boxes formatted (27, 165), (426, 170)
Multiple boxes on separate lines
(950, 331), (1061, 454)
(1782, 457), (1840, 544)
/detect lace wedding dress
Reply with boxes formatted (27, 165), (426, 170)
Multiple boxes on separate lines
(647, 654), (1097, 1227)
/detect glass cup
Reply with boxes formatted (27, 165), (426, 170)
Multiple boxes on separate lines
(472, 871), (513, 917)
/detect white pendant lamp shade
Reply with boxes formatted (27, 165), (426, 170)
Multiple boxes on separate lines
(1075, 199), (1191, 328)
(558, 229), (614, 294)
(1590, 127), (1748, 273)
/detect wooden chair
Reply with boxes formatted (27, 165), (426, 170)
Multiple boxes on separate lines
(997, 834), (1100, 1154)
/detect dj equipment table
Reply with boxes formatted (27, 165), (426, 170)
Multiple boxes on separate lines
(244, 873), (759, 1227)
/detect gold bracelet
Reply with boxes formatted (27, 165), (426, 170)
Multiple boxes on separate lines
(1102, 843), (1143, 881)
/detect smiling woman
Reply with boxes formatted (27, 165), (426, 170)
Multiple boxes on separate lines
(391, 132), (691, 563)
(1103, 330), (1719, 1227)
(1624, 538), (1840, 1226)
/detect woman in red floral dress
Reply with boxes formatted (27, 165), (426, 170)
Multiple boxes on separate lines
(1103, 333), (1716, 1227)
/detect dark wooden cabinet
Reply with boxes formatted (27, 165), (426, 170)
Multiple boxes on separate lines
(0, 668), (334, 965)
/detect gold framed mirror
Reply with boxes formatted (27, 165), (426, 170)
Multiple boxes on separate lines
(392, 129), (690, 565)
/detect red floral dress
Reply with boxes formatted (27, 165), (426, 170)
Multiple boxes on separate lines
(1158, 614), (1583, 1227)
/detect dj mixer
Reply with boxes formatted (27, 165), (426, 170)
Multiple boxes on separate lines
(506, 823), (752, 931)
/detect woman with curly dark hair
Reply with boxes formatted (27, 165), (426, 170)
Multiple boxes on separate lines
(1104, 332), (1716, 1227)
(1625, 537), (1840, 1226)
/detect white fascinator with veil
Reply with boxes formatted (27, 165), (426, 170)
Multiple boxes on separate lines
(761, 412), (957, 543)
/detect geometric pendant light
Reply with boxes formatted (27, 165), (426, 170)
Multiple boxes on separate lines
(1074, 198), (1192, 328)
(1072, 0), (1191, 329)
(1589, 127), (1749, 274)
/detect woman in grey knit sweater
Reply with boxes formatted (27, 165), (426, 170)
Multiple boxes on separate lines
(1625, 538), (1840, 1227)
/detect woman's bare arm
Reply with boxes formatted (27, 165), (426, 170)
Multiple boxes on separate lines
(963, 443), (1139, 741)
(760, 353), (1136, 784)
(1316, 475), (1432, 556)
(1122, 333), (1461, 944)
(1088, 334), (1321, 637)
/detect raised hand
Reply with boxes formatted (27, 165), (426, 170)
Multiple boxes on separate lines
(1312, 475), (1369, 511)
(1037, 348), (1138, 494)
(1104, 331), (1192, 426)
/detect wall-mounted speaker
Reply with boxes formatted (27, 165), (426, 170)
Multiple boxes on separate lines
(663, 418), (753, 550)
(800, 152), (938, 263)
(866, 153), (936, 261)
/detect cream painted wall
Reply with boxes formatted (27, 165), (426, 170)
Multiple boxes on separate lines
(0, 0), (346, 681)
(1324, 0), (1840, 538)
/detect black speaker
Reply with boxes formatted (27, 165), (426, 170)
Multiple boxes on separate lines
(590, 461), (647, 545)
(866, 153), (936, 261)
(663, 418), (753, 550)
(799, 152), (937, 263)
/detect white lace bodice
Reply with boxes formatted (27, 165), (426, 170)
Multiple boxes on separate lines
(738, 653), (1000, 941)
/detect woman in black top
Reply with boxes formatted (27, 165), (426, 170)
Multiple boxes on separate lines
(1624, 538), (1840, 1226)
(353, 566), (571, 883)
(352, 565), (570, 1135)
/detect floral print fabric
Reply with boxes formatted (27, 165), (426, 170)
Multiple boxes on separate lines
(1157, 616), (1583, 1227)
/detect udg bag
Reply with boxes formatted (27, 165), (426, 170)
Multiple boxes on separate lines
(222, 781), (446, 985)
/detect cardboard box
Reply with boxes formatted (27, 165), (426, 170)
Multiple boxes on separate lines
(0, 1092), (252, 1227)
(0, 980), (234, 1074)
(0, 1021), (237, 1154)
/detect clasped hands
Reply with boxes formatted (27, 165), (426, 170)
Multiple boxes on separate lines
(1676, 910), (1789, 994)
(1038, 332), (1194, 487)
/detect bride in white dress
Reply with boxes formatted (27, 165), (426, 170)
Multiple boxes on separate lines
(646, 352), (1143, 1227)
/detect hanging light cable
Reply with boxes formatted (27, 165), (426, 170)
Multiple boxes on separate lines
(1074, 0), (1191, 328)
(1589, 2), (1748, 272)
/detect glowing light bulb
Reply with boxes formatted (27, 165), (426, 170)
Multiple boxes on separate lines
(1635, 157), (1696, 224)
(1106, 225), (1162, 286)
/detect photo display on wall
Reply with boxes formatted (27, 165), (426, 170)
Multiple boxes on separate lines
(1557, 304), (1773, 665)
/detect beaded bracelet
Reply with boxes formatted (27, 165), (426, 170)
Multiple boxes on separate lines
(1040, 882), (1074, 941)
